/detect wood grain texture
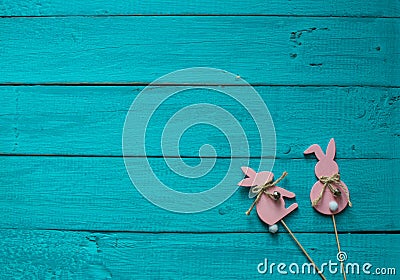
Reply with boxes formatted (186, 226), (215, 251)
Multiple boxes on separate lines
(0, 156), (398, 232)
(0, 0), (399, 17)
(0, 17), (398, 85)
(0, 230), (398, 279)
(0, 86), (398, 158)
(1, 1), (399, 278)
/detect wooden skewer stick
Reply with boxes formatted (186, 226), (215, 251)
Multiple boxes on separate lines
(280, 219), (327, 280)
(332, 215), (347, 280)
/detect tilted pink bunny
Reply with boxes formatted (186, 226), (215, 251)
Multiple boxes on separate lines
(304, 138), (352, 215)
(238, 167), (298, 225)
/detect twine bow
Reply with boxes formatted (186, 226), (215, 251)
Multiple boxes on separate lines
(245, 171), (288, 215)
(312, 173), (352, 207)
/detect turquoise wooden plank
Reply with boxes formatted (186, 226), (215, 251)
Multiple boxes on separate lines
(0, 0), (399, 17)
(0, 230), (398, 279)
(0, 17), (398, 86)
(0, 156), (398, 232)
(0, 86), (398, 158)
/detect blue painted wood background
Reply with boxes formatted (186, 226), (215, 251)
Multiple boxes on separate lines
(0, 1), (399, 279)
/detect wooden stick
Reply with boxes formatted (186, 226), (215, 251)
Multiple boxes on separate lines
(280, 219), (327, 280)
(332, 215), (347, 280)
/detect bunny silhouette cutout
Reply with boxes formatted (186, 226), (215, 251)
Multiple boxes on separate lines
(238, 167), (298, 225)
(304, 138), (351, 215)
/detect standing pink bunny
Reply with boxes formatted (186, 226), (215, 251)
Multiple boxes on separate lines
(238, 167), (298, 225)
(304, 138), (352, 215)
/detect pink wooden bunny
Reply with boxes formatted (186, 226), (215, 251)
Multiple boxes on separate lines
(304, 138), (352, 215)
(238, 167), (298, 225)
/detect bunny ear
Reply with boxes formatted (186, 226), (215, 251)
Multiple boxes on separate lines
(326, 138), (336, 160)
(241, 166), (256, 177)
(237, 177), (256, 187)
(238, 167), (257, 186)
(304, 144), (325, 160)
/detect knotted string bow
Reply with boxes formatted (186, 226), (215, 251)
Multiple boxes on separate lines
(245, 171), (288, 215)
(312, 173), (352, 207)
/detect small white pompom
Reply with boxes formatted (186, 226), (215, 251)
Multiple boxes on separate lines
(329, 201), (339, 212)
(269, 224), (278, 234)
